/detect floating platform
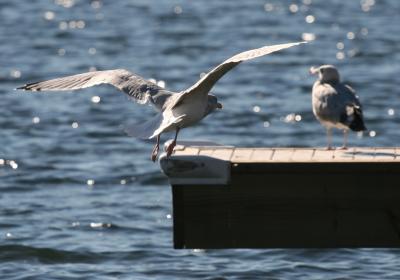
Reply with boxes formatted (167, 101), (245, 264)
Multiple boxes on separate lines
(160, 143), (400, 249)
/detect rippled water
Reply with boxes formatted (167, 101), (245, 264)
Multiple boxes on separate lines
(1, 0), (400, 279)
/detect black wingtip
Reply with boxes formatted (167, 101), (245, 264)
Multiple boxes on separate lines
(349, 108), (367, 132)
(15, 83), (41, 91)
(15, 86), (26, 91)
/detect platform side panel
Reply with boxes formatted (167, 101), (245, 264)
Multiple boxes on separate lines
(172, 164), (400, 248)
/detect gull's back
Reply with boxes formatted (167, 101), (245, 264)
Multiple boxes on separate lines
(312, 80), (362, 129)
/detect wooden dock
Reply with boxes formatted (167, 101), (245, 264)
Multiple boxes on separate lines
(160, 145), (400, 249)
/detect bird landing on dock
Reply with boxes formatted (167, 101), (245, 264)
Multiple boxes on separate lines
(17, 42), (306, 161)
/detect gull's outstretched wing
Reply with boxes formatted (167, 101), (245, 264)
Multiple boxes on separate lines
(172, 42), (306, 108)
(17, 69), (173, 111)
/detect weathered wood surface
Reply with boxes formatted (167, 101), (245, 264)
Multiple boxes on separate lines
(173, 147), (400, 163)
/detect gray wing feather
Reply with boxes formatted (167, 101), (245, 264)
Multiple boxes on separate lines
(17, 69), (173, 111)
(172, 42), (306, 108)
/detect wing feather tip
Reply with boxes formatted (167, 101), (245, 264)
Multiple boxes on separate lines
(15, 83), (41, 92)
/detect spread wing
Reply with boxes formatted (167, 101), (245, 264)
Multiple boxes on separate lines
(172, 41), (306, 108)
(16, 69), (173, 111)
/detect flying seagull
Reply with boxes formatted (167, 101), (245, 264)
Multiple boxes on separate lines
(310, 64), (366, 149)
(17, 41), (305, 161)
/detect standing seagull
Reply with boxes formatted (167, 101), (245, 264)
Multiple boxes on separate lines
(310, 64), (366, 149)
(17, 42), (305, 161)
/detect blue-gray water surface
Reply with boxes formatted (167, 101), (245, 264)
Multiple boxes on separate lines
(1, 0), (400, 279)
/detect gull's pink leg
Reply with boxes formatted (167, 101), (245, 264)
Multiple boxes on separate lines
(339, 130), (349, 150)
(326, 127), (334, 150)
(151, 134), (160, 162)
(166, 128), (180, 157)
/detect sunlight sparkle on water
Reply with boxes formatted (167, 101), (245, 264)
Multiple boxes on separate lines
(59, 21), (68, 30)
(44, 11), (55, 21)
(55, 0), (74, 8)
(10, 69), (21, 78)
(71, 221), (80, 227)
(302, 33), (315, 42)
(32, 117), (40, 124)
(87, 179), (95, 186)
(347, 32), (355, 40)
(90, 222), (111, 228)
(0, 159), (4, 165)
(68, 20), (85, 29)
(283, 113), (302, 123)
(336, 51), (345, 60)
(174, 5), (183, 14)
(72, 122), (79, 128)
(9, 160), (18, 170)
(305, 15), (315, 23)
(289, 4), (299, 13)
(91, 0), (102, 9)
(361, 0), (375, 12)
(369, 130), (376, 137)
(253, 106), (261, 113)
(336, 42), (344, 50)
(91, 96), (101, 103)
(388, 108), (395, 116)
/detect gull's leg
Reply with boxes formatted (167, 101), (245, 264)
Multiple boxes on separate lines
(339, 130), (349, 150)
(166, 128), (180, 157)
(151, 134), (160, 162)
(326, 127), (334, 150)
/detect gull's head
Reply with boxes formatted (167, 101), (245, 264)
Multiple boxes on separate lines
(205, 94), (223, 115)
(310, 64), (340, 84)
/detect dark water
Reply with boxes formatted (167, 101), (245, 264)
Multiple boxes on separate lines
(1, 0), (400, 279)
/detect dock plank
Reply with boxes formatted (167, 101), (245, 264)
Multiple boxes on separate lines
(250, 148), (274, 162)
(198, 148), (216, 157)
(291, 149), (315, 162)
(271, 148), (295, 162)
(312, 149), (335, 161)
(231, 148), (254, 162)
(353, 148), (375, 161)
(332, 148), (356, 161)
(173, 146), (400, 163)
(374, 148), (397, 161)
(175, 147), (200, 156)
(210, 148), (234, 161)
